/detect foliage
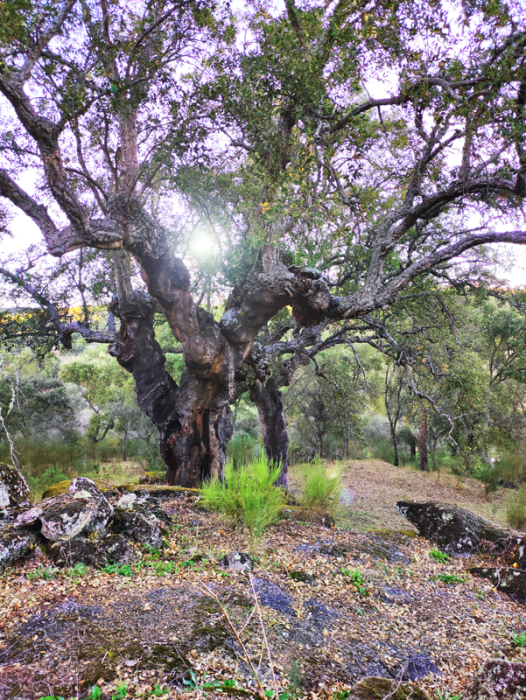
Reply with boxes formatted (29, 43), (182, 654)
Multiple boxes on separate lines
(298, 460), (342, 510)
(512, 631), (526, 648)
(339, 568), (368, 596)
(200, 456), (287, 538)
(27, 565), (58, 582)
(506, 485), (526, 530)
(432, 573), (467, 585)
(428, 548), (449, 564)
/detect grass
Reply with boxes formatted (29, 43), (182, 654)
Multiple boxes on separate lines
(200, 456), (287, 539)
(506, 484), (526, 529)
(429, 547), (449, 563)
(297, 459), (342, 510)
(431, 573), (467, 585)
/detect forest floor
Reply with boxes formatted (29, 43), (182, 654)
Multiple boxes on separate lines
(290, 459), (510, 532)
(0, 460), (524, 700)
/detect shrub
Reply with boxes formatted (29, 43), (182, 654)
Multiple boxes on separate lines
(200, 456), (287, 539)
(25, 464), (69, 498)
(428, 547), (449, 563)
(299, 460), (342, 510)
(506, 484), (526, 529)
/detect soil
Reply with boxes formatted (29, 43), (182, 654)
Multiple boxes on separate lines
(1, 460), (525, 700)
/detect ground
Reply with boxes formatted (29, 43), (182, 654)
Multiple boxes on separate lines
(0, 460), (525, 700)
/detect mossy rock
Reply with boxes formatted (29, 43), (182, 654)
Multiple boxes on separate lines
(350, 677), (430, 700)
(41, 480), (72, 500)
(117, 484), (200, 497)
(279, 505), (335, 528)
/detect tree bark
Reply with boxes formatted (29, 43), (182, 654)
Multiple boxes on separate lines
(249, 378), (288, 487)
(389, 421), (400, 467)
(108, 294), (233, 486)
(418, 408), (428, 472)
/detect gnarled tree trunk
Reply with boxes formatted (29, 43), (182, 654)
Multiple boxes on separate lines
(250, 378), (289, 486)
(418, 408), (428, 472)
(108, 294), (233, 486)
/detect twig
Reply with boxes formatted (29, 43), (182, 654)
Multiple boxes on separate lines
(197, 583), (266, 699)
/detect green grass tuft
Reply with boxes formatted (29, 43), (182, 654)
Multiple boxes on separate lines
(200, 456), (287, 539)
(298, 460), (342, 510)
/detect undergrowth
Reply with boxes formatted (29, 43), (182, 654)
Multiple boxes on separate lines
(298, 460), (342, 510)
(506, 484), (526, 529)
(200, 456), (287, 539)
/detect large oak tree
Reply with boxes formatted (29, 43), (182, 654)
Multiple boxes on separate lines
(1, 0), (525, 486)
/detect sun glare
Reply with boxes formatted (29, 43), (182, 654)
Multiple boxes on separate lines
(190, 231), (216, 258)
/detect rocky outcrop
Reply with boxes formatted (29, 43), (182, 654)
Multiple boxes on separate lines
(0, 525), (36, 571)
(69, 478), (113, 533)
(397, 501), (510, 554)
(0, 463), (30, 515)
(463, 660), (526, 700)
(111, 509), (163, 548)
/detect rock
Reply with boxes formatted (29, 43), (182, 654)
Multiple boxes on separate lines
(116, 493), (137, 509)
(319, 543), (349, 557)
(470, 566), (526, 604)
(463, 659), (526, 700)
(69, 478), (113, 533)
(397, 501), (508, 554)
(252, 578), (296, 616)
(104, 534), (135, 564)
(0, 525), (35, 570)
(349, 677), (430, 700)
(280, 505), (335, 528)
(49, 538), (107, 568)
(339, 487), (356, 506)
(40, 493), (99, 542)
(0, 463), (31, 514)
(111, 509), (162, 548)
(399, 655), (440, 681)
(289, 570), (317, 584)
(41, 479), (73, 500)
(14, 504), (43, 528)
(220, 551), (254, 571)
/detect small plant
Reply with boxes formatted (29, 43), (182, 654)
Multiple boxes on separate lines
(512, 631), (526, 647)
(432, 573), (467, 585)
(429, 547), (449, 563)
(200, 456), (287, 539)
(112, 682), (129, 700)
(150, 685), (168, 697)
(103, 563), (134, 576)
(64, 562), (89, 578)
(88, 688), (102, 700)
(298, 460), (342, 510)
(435, 692), (462, 700)
(27, 565), (58, 581)
(339, 568), (368, 595)
(475, 591), (485, 601)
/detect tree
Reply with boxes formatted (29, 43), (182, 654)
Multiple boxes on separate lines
(1, 0), (526, 486)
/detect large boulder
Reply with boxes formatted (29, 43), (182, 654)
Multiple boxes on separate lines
(69, 477), (113, 533)
(0, 463), (30, 515)
(0, 525), (35, 570)
(397, 501), (509, 554)
(40, 492), (99, 541)
(463, 660), (526, 700)
(49, 538), (107, 568)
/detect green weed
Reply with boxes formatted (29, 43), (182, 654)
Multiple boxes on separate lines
(112, 682), (129, 699)
(64, 562), (89, 578)
(88, 688), (102, 700)
(103, 563), (134, 576)
(428, 547), (449, 563)
(27, 565), (58, 581)
(512, 631), (526, 647)
(298, 460), (342, 510)
(200, 456), (287, 539)
(339, 568), (368, 595)
(431, 573), (467, 585)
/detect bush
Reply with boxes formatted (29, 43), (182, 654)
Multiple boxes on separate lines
(298, 460), (342, 510)
(506, 484), (526, 529)
(200, 456), (287, 539)
(25, 464), (70, 498)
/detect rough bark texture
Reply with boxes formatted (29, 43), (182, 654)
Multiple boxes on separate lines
(108, 293), (233, 486)
(250, 378), (289, 486)
(418, 413), (428, 471)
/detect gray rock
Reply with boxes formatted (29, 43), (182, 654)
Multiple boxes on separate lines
(339, 487), (356, 506)
(463, 659), (526, 700)
(0, 525), (35, 570)
(14, 504), (43, 528)
(349, 677), (430, 699)
(111, 509), (162, 548)
(220, 551), (253, 571)
(49, 538), (107, 568)
(396, 501), (508, 554)
(69, 477), (113, 533)
(0, 463), (31, 515)
(104, 534), (135, 564)
(116, 493), (137, 509)
(40, 492), (99, 542)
